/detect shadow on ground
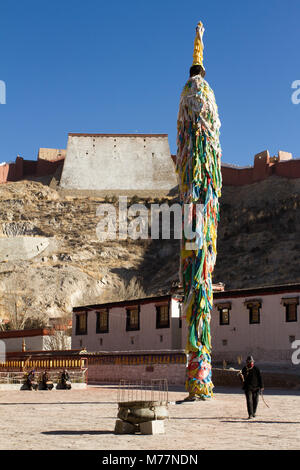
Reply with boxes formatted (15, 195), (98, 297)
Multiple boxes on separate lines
(42, 430), (115, 436)
(0, 402), (116, 406)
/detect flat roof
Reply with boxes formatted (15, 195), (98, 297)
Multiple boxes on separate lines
(73, 294), (173, 312)
(0, 328), (53, 339)
(68, 133), (168, 138)
(214, 283), (300, 299)
(72, 284), (300, 312)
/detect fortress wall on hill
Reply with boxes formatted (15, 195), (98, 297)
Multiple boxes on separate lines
(59, 134), (178, 192)
(1, 141), (300, 188)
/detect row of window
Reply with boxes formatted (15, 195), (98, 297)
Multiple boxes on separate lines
(217, 300), (298, 326)
(75, 304), (170, 335)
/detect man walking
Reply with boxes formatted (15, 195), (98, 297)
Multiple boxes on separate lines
(239, 355), (264, 419)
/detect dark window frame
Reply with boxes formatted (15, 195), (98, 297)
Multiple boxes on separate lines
(216, 303), (231, 326)
(96, 309), (109, 334)
(285, 303), (298, 323)
(156, 303), (170, 329)
(219, 307), (230, 325)
(126, 306), (140, 331)
(244, 300), (262, 325)
(248, 305), (261, 324)
(75, 312), (88, 335)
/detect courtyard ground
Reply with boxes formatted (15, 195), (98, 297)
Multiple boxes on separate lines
(0, 385), (299, 451)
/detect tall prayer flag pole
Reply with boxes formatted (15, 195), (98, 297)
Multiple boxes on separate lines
(176, 21), (222, 400)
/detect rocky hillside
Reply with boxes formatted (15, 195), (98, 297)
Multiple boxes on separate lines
(0, 175), (299, 328)
(214, 175), (300, 289)
(0, 181), (179, 328)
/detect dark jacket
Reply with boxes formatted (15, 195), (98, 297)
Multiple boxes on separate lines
(241, 365), (263, 391)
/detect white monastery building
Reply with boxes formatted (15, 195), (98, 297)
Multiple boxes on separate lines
(72, 284), (300, 365)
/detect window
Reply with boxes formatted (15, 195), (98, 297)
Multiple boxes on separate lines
(220, 308), (230, 325)
(244, 301), (261, 324)
(96, 309), (109, 333)
(216, 303), (231, 325)
(126, 306), (140, 331)
(286, 303), (297, 322)
(156, 304), (170, 328)
(282, 298), (298, 322)
(249, 305), (260, 324)
(75, 312), (87, 335)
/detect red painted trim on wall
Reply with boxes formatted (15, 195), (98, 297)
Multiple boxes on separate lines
(214, 284), (300, 300)
(73, 295), (172, 313)
(68, 133), (168, 138)
(0, 328), (54, 339)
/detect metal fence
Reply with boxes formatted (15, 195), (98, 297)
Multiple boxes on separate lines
(117, 379), (168, 404)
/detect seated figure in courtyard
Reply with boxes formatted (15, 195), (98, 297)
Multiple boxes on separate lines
(23, 370), (38, 391)
(40, 370), (54, 390)
(58, 369), (72, 390)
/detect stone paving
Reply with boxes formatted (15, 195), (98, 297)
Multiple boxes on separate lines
(0, 385), (299, 450)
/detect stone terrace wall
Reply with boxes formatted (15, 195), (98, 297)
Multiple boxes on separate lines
(1, 349), (298, 388)
(86, 351), (186, 386)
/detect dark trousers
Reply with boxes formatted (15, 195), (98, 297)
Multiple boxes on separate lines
(245, 389), (260, 417)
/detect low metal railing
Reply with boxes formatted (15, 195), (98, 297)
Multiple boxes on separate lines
(117, 379), (168, 404)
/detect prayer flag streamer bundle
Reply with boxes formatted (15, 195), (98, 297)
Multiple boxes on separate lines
(176, 23), (222, 398)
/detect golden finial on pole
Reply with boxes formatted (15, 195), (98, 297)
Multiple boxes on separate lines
(192, 21), (205, 69)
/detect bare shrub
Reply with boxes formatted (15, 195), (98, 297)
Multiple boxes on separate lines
(43, 329), (71, 350)
(43, 313), (72, 350)
(116, 276), (146, 301)
(0, 293), (48, 331)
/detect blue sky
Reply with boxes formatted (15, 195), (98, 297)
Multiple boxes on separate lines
(0, 0), (300, 166)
